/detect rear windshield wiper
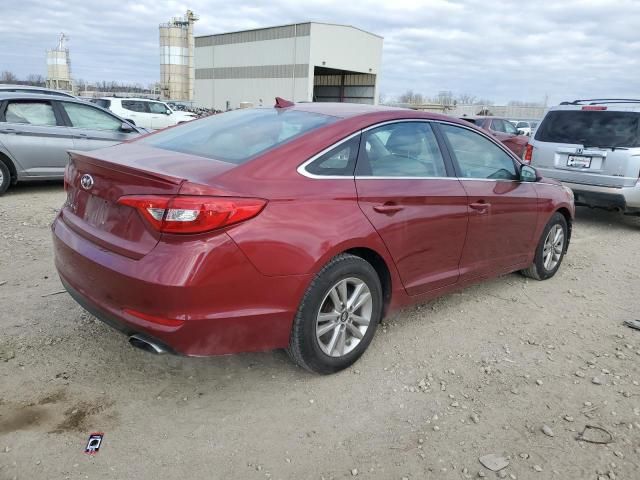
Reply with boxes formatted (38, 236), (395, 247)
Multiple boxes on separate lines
(583, 145), (629, 151)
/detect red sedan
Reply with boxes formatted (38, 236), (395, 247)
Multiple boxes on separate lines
(459, 116), (530, 158)
(53, 101), (574, 374)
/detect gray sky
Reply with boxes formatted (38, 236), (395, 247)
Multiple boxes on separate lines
(2, 0), (639, 104)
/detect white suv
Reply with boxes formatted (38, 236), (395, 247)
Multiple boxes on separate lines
(91, 97), (196, 129)
(527, 99), (640, 215)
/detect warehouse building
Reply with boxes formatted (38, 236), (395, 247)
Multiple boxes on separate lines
(194, 22), (383, 110)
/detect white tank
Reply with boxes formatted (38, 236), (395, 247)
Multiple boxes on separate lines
(46, 33), (72, 92)
(159, 10), (198, 101)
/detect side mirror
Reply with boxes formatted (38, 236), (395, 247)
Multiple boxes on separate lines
(120, 122), (135, 133)
(165, 109), (172, 115)
(520, 165), (538, 182)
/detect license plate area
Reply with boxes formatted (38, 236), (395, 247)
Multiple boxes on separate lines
(567, 155), (592, 168)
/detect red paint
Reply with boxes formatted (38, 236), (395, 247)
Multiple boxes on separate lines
(463, 116), (530, 158)
(52, 104), (574, 356)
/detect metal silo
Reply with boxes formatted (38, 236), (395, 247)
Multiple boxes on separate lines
(160, 10), (198, 101)
(46, 33), (73, 92)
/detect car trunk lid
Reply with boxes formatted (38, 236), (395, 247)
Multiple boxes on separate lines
(62, 143), (234, 259)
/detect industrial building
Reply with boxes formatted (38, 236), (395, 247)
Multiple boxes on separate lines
(159, 10), (198, 101)
(46, 33), (72, 91)
(193, 22), (383, 110)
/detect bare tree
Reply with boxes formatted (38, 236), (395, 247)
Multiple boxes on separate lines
(457, 93), (477, 104)
(0, 71), (18, 83)
(25, 74), (45, 86)
(398, 90), (425, 104)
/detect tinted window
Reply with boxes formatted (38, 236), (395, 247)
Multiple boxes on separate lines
(441, 124), (517, 180)
(91, 99), (111, 109)
(122, 100), (147, 113)
(141, 108), (336, 164)
(490, 119), (506, 133)
(4, 101), (57, 126)
(148, 102), (169, 114)
(516, 122), (528, 128)
(503, 121), (519, 135)
(305, 136), (360, 176)
(61, 102), (122, 131)
(535, 110), (640, 148)
(358, 122), (447, 177)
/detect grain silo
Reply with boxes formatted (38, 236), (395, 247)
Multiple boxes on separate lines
(159, 10), (198, 101)
(46, 33), (72, 91)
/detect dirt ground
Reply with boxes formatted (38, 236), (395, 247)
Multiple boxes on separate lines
(1, 182), (639, 480)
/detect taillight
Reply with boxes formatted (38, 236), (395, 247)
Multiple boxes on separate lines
(523, 144), (534, 164)
(117, 195), (266, 234)
(582, 106), (607, 111)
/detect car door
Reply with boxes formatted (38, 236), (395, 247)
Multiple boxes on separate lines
(57, 101), (139, 150)
(355, 121), (469, 295)
(437, 122), (538, 280)
(147, 101), (173, 129)
(0, 98), (74, 177)
(120, 100), (151, 129)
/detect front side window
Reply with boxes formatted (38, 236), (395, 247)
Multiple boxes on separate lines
(490, 119), (506, 133)
(516, 122), (528, 129)
(440, 124), (517, 180)
(61, 103), (122, 131)
(503, 120), (519, 135)
(121, 100), (147, 113)
(305, 136), (360, 176)
(148, 102), (169, 114)
(358, 122), (447, 177)
(141, 108), (337, 164)
(4, 101), (57, 126)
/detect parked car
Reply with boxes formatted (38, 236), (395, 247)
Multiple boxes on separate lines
(0, 93), (146, 194)
(514, 120), (538, 136)
(460, 116), (529, 157)
(527, 99), (640, 215)
(91, 97), (197, 129)
(53, 101), (574, 374)
(0, 84), (75, 98)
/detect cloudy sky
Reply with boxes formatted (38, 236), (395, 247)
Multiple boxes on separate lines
(2, 0), (639, 104)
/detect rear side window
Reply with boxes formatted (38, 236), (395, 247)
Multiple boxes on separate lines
(122, 100), (148, 113)
(440, 124), (517, 180)
(535, 110), (640, 148)
(4, 101), (57, 126)
(141, 108), (337, 164)
(305, 136), (360, 176)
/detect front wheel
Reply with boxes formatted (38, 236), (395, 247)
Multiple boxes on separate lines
(287, 254), (383, 374)
(521, 212), (568, 280)
(0, 161), (10, 195)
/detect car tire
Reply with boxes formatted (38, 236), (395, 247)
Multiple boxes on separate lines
(521, 212), (568, 281)
(0, 160), (10, 195)
(287, 253), (383, 374)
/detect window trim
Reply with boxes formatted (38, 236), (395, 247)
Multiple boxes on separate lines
(298, 119), (458, 180)
(432, 120), (523, 182)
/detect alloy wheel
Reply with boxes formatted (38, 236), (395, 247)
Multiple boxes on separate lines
(315, 277), (373, 358)
(542, 224), (564, 271)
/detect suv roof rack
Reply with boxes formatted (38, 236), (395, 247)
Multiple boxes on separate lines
(560, 99), (640, 106)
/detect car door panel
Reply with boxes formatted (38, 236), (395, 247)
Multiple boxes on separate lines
(0, 100), (73, 177)
(354, 121), (469, 295)
(438, 122), (538, 280)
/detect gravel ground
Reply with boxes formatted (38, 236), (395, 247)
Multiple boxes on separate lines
(1, 182), (639, 480)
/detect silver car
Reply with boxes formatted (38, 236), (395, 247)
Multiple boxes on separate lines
(0, 93), (145, 194)
(528, 99), (640, 215)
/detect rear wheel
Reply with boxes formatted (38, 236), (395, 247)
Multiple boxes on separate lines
(287, 254), (382, 374)
(521, 212), (568, 280)
(0, 161), (10, 195)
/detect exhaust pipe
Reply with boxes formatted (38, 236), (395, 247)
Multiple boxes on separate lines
(128, 334), (168, 354)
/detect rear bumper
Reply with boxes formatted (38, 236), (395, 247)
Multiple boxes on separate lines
(52, 213), (311, 356)
(562, 181), (640, 213)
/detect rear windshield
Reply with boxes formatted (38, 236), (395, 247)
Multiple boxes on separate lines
(140, 108), (337, 164)
(535, 110), (640, 147)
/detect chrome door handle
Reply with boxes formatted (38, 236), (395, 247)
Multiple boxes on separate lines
(373, 203), (404, 214)
(469, 201), (490, 213)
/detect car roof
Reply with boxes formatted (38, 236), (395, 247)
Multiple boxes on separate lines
(549, 103), (640, 113)
(0, 85), (75, 96)
(283, 102), (465, 124)
(0, 92), (86, 102)
(98, 97), (164, 102)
